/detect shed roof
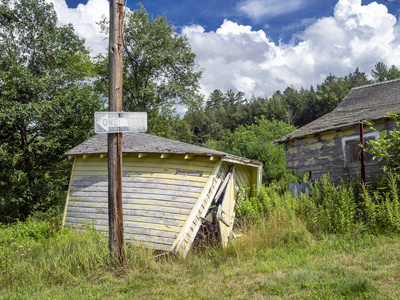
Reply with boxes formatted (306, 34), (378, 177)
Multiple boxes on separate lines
(276, 79), (400, 144)
(65, 132), (262, 167)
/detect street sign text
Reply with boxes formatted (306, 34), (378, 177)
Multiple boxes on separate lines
(95, 112), (147, 133)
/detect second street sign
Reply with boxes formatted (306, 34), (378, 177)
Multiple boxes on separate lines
(95, 112), (147, 133)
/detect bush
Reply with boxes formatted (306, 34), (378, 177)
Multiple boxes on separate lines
(364, 112), (400, 173)
(236, 174), (400, 236)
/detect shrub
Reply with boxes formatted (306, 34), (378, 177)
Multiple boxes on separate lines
(236, 174), (400, 236)
(364, 112), (400, 173)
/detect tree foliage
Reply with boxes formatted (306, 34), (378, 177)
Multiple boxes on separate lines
(95, 4), (202, 138)
(364, 113), (400, 174)
(371, 62), (400, 82)
(0, 0), (102, 222)
(209, 118), (296, 182)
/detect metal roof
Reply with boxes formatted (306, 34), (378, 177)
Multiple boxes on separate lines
(276, 78), (400, 144)
(65, 132), (262, 167)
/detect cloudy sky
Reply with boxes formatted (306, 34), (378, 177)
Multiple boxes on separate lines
(48, 0), (400, 99)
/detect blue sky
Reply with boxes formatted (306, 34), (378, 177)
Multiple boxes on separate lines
(52, 0), (400, 99)
(65, 0), (399, 43)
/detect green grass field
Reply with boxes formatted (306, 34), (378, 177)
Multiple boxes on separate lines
(1, 217), (399, 300)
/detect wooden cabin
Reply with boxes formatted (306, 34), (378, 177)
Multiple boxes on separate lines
(276, 79), (400, 182)
(63, 133), (262, 256)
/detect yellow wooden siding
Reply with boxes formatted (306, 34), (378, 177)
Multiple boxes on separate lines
(173, 160), (223, 256)
(233, 164), (249, 187)
(64, 155), (215, 251)
(62, 157), (77, 227)
(218, 173), (235, 247)
(179, 161), (253, 256)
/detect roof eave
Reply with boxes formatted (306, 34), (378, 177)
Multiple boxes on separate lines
(276, 115), (397, 144)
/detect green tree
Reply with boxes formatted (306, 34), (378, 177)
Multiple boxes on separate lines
(95, 3), (202, 136)
(0, 0), (102, 222)
(214, 117), (296, 182)
(372, 62), (389, 82)
(345, 67), (372, 88)
(387, 65), (400, 80)
(364, 113), (400, 174)
(371, 62), (400, 82)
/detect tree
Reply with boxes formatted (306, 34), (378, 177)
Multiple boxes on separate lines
(0, 0), (102, 222)
(371, 62), (389, 82)
(364, 113), (400, 174)
(345, 67), (372, 88)
(214, 117), (296, 182)
(95, 3), (202, 135)
(371, 62), (400, 82)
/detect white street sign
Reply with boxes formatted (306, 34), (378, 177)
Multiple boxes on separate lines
(95, 112), (147, 133)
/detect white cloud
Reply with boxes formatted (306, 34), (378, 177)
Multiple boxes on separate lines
(46, 0), (109, 56)
(236, 0), (307, 20)
(45, 0), (400, 100)
(183, 0), (400, 98)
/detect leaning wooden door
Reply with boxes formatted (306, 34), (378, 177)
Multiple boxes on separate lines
(217, 172), (235, 247)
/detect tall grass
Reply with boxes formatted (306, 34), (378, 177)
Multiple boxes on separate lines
(0, 219), (157, 292)
(236, 173), (400, 236)
(1, 175), (400, 298)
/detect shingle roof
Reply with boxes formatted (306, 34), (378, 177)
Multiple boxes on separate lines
(276, 79), (400, 144)
(65, 132), (262, 166)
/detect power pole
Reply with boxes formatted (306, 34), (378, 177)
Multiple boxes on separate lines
(108, 0), (125, 265)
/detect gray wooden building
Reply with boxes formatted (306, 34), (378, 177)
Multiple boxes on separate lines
(276, 79), (400, 182)
(63, 133), (262, 256)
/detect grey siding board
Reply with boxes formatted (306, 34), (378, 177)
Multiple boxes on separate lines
(286, 123), (393, 182)
(72, 183), (203, 193)
(67, 206), (188, 221)
(68, 201), (191, 215)
(70, 190), (197, 203)
(67, 212), (184, 227)
(66, 218), (181, 234)
(72, 177), (206, 188)
(64, 155), (215, 251)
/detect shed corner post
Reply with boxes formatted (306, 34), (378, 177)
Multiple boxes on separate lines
(62, 156), (78, 228)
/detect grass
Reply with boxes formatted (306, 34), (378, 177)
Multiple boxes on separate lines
(1, 175), (400, 299)
(1, 217), (399, 299)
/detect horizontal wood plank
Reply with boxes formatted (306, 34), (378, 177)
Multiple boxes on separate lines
(66, 212), (186, 227)
(70, 191), (198, 204)
(66, 217), (182, 233)
(72, 172), (209, 183)
(72, 176), (206, 187)
(68, 201), (192, 215)
(72, 181), (204, 193)
(71, 186), (200, 198)
(69, 197), (195, 209)
(67, 206), (188, 221)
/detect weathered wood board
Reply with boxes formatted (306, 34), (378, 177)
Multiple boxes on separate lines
(285, 121), (395, 182)
(63, 153), (262, 255)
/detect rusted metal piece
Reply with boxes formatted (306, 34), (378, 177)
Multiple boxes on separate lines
(359, 119), (366, 183)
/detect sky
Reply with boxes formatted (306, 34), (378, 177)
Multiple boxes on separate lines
(47, 0), (400, 100)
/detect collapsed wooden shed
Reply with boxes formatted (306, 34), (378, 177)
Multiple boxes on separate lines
(63, 133), (262, 256)
(276, 79), (400, 182)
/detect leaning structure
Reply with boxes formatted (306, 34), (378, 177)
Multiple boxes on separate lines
(63, 133), (262, 256)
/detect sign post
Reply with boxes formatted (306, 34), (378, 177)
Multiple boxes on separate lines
(108, 0), (125, 265)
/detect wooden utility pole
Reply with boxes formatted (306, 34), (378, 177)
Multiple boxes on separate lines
(108, 0), (125, 264)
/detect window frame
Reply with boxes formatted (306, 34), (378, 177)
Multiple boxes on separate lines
(341, 132), (379, 167)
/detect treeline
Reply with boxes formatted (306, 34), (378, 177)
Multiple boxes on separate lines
(162, 64), (400, 146)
